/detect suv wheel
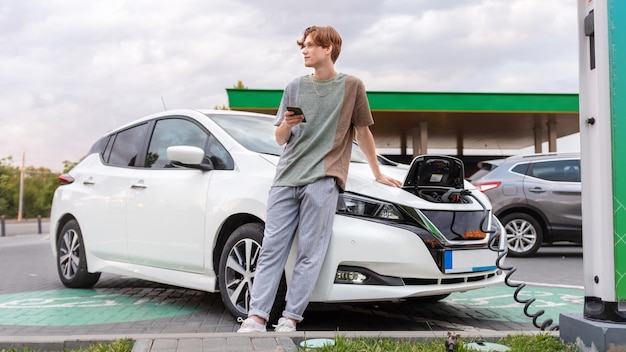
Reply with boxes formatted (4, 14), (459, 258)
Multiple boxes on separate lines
(56, 220), (101, 288)
(501, 213), (543, 257)
(218, 223), (286, 321)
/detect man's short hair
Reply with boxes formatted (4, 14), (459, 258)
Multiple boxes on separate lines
(297, 26), (342, 63)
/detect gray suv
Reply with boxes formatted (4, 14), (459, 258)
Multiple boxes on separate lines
(468, 153), (581, 257)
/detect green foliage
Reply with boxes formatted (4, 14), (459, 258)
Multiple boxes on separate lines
(0, 156), (71, 219)
(307, 333), (578, 352)
(0, 335), (582, 352)
(63, 160), (79, 173)
(0, 339), (133, 352)
(233, 80), (248, 89)
(77, 339), (133, 352)
(501, 333), (575, 352)
(0, 157), (20, 217)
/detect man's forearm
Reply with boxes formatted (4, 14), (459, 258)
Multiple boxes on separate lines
(355, 126), (382, 178)
(275, 121), (292, 145)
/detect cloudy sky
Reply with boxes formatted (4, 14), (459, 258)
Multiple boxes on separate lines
(0, 0), (579, 172)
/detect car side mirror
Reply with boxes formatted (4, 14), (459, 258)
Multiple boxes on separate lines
(167, 146), (213, 171)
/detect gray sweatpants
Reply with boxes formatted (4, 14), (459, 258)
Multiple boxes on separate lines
(248, 177), (339, 323)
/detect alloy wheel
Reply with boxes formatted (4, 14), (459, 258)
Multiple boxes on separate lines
(59, 228), (81, 280)
(505, 219), (538, 254)
(223, 237), (262, 316)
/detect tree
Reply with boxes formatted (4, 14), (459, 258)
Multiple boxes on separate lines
(0, 156), (61, 218)
(233, 80), (248, 89)
(23, 166), (58, 218)
(63, 160), (78, 173)
(0, 157), (21, 218)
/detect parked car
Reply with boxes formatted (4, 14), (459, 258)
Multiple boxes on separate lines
(468, 153), (581, 257)
(50, 109), (506, 321)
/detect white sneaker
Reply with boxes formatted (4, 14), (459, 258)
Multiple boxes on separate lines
(273, 317), (296, 332)
(237, 317), (266, 333)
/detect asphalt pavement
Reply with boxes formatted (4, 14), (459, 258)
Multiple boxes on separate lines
(0, 230), (581, 351)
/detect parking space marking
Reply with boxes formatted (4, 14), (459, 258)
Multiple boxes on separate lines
(0, 288), (200, 326)
(0, 284), (583, 328)
(445, 284), (583, 324)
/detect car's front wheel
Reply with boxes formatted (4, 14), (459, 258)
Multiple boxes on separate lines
(218, 223), (286, 321)
(56, 219), (101, 288)
(501, 213), (543, 257)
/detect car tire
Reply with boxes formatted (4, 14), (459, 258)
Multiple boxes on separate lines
(56, 220), (101, 288)
(218, 223), (287, 322)
(501, 213), (543, 257)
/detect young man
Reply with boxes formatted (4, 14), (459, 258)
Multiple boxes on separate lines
(237, 25), (402, 333)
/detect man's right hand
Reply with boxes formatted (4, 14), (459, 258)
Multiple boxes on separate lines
(276, 111), (305, 145)
(284, 111), (305, 127)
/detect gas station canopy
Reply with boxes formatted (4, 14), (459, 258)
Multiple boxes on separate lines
(226, 89), (579, 157)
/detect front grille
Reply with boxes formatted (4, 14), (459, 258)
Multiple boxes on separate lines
(402, 273), (495, 286)
(403, 278), (438, 285)
(420, 210), (489, 241)
(468, 274), (494, 282)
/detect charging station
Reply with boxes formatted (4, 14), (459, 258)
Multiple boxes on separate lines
(560, 0), (626, 349)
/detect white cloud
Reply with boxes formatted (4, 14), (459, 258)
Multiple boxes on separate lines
(0, 0), (580, 171)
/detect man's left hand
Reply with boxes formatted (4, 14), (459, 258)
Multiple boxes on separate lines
(375, 174), (403, 188)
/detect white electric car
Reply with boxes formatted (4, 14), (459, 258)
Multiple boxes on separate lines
(50, 109), (506, 320)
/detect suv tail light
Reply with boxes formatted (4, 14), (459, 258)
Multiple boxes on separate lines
(58, 174), (75, 185)
(472, 181), (501, 192)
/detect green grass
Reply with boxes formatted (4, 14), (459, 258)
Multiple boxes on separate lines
(302, 333), (578, 352)
(0, 338), (133, 352)
(0, 334), (582, 352)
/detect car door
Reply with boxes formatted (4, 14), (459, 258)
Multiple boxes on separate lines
(75, 123), (150, 262)
(523, 158), (582, 233)
(125, 117), (215, 272)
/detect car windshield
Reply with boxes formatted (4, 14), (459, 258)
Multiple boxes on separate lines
(208, 112), (369, 163)
(208, 113), (284, 156)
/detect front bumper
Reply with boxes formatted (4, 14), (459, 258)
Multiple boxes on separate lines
(305, 215), (504, 303)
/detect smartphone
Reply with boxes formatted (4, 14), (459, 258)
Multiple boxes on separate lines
(286, 106), (306, 122)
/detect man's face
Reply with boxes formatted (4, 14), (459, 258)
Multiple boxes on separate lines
(301, 34), (330, 68)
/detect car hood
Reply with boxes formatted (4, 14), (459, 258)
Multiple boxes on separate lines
(258, 153), (407, 189)
(258, 154), (491, 212)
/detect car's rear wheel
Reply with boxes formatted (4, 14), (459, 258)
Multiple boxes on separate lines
(56, 220), (101, 288)
(218, 223), (286, 322)
(501, 213), (543, 257)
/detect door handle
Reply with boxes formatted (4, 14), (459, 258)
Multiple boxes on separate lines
(130, 181), (147, 189)
(83, 177), (95, 186)
(528, 187), (545, 193)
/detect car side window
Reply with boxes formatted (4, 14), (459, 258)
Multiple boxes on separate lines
(145, 118), (234, 170)
(107, 123), (149, 167)
(146, 118), (209, 169)
(528, 159), (580, 182)
(87, 135), (110, 156)
(511, 163), (529, 175)
(207, 134), (234, 170)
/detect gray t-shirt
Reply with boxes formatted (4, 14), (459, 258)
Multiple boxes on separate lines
(273, 73), (374, 190)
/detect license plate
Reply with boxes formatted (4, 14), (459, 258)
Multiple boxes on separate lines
(443, 249), (498, 274)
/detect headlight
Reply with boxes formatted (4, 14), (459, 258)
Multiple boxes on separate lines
(338, 193), (403, 220)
